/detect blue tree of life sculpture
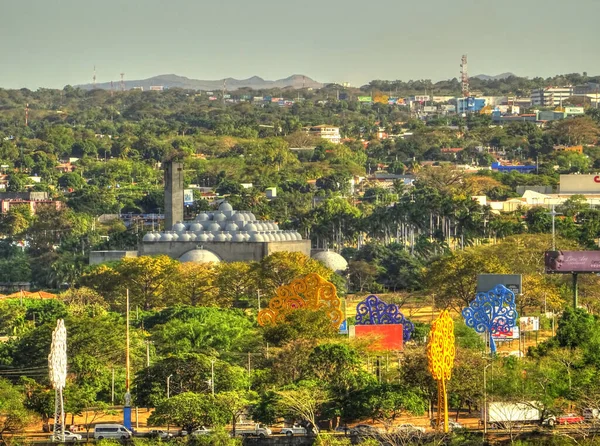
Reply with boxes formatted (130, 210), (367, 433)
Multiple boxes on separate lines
(355, 295), (415, 341)
(462, 284), (519, 354)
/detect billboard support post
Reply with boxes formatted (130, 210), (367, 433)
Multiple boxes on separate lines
(573, 273), (578, 309)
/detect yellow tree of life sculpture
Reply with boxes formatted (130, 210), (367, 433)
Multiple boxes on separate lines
(257, 273), (343, 329)
(427, 310), (456, 433)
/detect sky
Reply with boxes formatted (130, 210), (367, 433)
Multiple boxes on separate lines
(1, 0), (599, 90)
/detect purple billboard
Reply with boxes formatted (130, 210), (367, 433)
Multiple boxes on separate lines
(545, 251), (600, 273)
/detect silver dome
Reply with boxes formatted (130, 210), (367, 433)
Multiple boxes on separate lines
(219, 201), (234, 212)
(206, 222), (221, 232)
(312, 251), (349, 274)
(195, 212), (210, 221)
(178, 232), (191, 242)
(196, 233), (208, 242)
(214, 232), (227, 242)
(143, 232), (156, 242)
(173, 221), (187, 232)
(249, 232), (264, 242)
(179, 249), (221, 263)
(189, 222), (203, 232)
(160, 232), (173, 242)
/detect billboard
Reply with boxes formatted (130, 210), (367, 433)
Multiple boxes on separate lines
(519, 317), (539, 332)
(352, 324), (403, 351)
(357, 96), (373, 103)
(491, 325), (519, 341)
(545, 251), (600, 273)
(559, 174), (600, 194)
(477, 274), (522, 296)
(183, 189), (194, 205)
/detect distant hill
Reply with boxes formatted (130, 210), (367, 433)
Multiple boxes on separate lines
(473, 73), (517, 81)
(76, 74), (323, 91)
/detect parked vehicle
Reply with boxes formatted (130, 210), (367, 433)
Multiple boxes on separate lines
(94, 424), (133, 440)
(350, 424), (380, 436)
(483, 402), (556, 429)
(583, 408), (600, 420)
(231, 423), (271, 437)
(558, 413), (585, 425)
(52, 431), (82, 442)
(397, 424), (426, 434)
(191, 427), (212, 436)
(430, 420), (463, 430)
(149, 430), (173, 439)
(280, 425), (308, 437)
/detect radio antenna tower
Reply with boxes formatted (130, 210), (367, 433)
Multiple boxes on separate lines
(25, 103), (29, 127)
(460, 55), (469, 98)
(93, 65), (97, 88)
(222, 79), (227, 105)
(120, 73), (125, 92)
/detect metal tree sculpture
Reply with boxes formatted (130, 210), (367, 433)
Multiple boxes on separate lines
(355, 294), (415, 341)
(48, 319), (67, 442)
(257, 273), (343, 328)
(427, 311), (455, 433)
(462, 284), (518, 354)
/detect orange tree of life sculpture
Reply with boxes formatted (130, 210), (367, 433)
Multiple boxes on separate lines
(427, 310), (456, 433)
(257, 273), (343, 329)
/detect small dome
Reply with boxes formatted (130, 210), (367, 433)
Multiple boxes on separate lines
(206, 232), (215, 241)
(232, 233), (245, 242)
(247, 213), (256, 221)
(170, 231), (179, 241)
(195, 213), (210, 222)
(244, 223), (258, 232)
(189, 233), (197, 241)
(232, 212), (246, 222)
(196, 233), (208, 242)
(214, 232), (227, 242)
(225, 222), (239, 232)
(312, 251), (348, 274)
(213, 212), (226, 222)
(179, 249), (221, 264)
(160, 232), (173, 242)
(249, 232), (264, 242)
(143, 233), (156, 242)
(219, 201), (234, 212)
(179, 232), (191, 242)
(189, 222), (203, 232)
(173, 221), (187, 232)
(242, 231), (250, 241)
(206, 222), (221, 232)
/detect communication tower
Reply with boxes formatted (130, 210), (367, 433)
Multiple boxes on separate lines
(25, 103), (29, 127)
(93, 65), (97, 88)
(460, 55), (469, 98)
(120, 73), (125, 91)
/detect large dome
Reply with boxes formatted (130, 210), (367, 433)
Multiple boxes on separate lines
(179, 249), (221, 264)
(219, 201), (234, 212)
(312, 251), (348, 274)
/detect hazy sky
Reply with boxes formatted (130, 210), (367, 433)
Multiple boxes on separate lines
(1, 0), (599, 89)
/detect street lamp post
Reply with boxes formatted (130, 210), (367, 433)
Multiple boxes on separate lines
(167, 374), (173, 399)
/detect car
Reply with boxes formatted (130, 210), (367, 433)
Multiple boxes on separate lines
(191, 427), (212, 436)
(52, 431), (82, 442)
(431, 420), (463, 431)
(280, 425), (308, 437)
(350, 424), (380, 436)
(397, 424), (426, 434)
(558, 413), (585, 425)
(583, 408), (600, 420)
(149, 430), (174, 439)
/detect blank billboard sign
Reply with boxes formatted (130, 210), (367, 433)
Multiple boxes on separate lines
(477, 274), (522, 296)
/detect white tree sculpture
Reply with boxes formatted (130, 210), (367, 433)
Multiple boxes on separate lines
(48, 319), (67, 442)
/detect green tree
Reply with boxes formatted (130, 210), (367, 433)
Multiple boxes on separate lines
(149, 392), (229, 432)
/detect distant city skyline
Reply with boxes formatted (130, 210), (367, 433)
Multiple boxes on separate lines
(1, 0), (599, 90)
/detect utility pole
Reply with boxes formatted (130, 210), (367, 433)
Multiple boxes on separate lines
(257, 290), (261, 312)
(124, 289), (131, 429)
(111, 367), (115, 405)
(146, 341), (150, 367)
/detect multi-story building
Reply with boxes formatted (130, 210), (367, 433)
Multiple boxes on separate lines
(530, 87), (573, 106)
(305, 125), (341, 144)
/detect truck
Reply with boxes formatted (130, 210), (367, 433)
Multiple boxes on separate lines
(483, 402), (556, 429)
(231, 424), (271, 438)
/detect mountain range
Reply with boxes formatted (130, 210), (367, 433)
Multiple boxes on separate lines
(472, 72), (517, 81)
(77, 74), (323, 91)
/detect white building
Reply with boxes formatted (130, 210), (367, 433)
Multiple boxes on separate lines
(531, 87), (573, 106)
(306, 125), (341, 144)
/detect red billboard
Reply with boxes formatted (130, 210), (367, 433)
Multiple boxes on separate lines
(354, 324), (403, 351)
(545, 251), (600, 273)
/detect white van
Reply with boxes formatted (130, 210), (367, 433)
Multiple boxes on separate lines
(94, 424), (132, 440)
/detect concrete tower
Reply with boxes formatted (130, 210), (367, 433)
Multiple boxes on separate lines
(164, 161), (184, 230)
